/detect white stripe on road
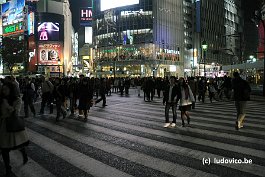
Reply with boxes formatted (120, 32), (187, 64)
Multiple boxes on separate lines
(27, 129), (133, 177)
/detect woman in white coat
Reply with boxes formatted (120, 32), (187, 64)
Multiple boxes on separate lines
(178, 78), (195, 127)
(0, 83), (29, 177)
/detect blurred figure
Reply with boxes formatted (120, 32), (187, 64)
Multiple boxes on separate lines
(22, 77), (36, 118)
(95, 78), (107, 107)
(232, 72), (251, 130)
(77, 78), (94, 121)
(198, 77), (207, 103)
(0, 83), (29, 177)
(40, 77), (54, 114)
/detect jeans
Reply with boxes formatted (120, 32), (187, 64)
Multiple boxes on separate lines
(165, 102), (177, 123)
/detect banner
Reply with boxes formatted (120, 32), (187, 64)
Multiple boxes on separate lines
(38, 43), (63, 65)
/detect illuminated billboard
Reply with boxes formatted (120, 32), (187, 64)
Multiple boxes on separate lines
(37, 22), (60, 41)
(3, 21), (23, 36)
(28, 12), (34, 35)
(100, 0), (139, 11)
(38, 43), (63, 65)
(80, 7), (93, 26)
(1, 0), (25, 26)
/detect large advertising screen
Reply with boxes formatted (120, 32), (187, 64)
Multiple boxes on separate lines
(38, 43), (63, 65)
(100, 0), (139, 11)
(37, 22), (60, 41)
(1, 0), (25, 26)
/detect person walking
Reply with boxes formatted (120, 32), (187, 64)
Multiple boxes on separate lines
(22, 77), (36, 118)
(0, 83), (29, 177)
(53, 78), (67, 122)
(198, 77), (207, 103)
(95, 78), (107, 107)
(77, 78), (94, 121)
(178, 78), (195, 127)
(188, 77), (197, 109)
(163, 76), (180, 128)
(232, 72), (251, 130)
(39, 77), (54, 114)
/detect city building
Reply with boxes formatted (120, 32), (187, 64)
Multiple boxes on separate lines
(0, 0), (73, 76)
(191, 0), (243, 77)
(31, 0), (73, 77)
(93, 0), (184, 78)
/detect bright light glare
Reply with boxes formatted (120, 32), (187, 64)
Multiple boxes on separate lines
(101, 0), (139, 11)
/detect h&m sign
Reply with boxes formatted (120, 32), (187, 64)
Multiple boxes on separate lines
(80, 7), (93, 26)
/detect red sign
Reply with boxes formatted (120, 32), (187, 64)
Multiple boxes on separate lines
(38, 43), (63, 65)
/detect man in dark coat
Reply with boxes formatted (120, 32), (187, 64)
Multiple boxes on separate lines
(232, 72), (251, 130)
(163, 76), (180, 128)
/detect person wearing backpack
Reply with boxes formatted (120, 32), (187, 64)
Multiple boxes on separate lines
(232, 72), (251, 130)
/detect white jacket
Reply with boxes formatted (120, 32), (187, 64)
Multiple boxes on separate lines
(179, 85), (195, 106)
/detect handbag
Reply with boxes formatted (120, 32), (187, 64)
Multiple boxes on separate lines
(6, 111), (25, 132)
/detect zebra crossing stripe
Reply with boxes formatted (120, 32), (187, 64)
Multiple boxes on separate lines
(26, 128), (134, 177)
(26, 119), (218, 177)
(91, 109), (265, 147)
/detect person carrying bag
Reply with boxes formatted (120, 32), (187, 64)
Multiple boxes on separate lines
(0, 83), (29, 177)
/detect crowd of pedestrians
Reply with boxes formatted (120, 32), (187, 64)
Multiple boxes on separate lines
(0, 72), (251, 176)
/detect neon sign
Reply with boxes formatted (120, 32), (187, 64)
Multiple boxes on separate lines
(3, 22), (23, 36)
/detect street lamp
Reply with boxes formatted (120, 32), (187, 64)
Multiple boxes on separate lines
(252, 10), (265, 96)
(202, 40), (207, 77)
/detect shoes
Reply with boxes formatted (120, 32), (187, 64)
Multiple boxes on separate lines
(163, 123), (171, 128)
(56, 117), (59, 122)
(170, 123), (176, 127)
(103, 104), (107, 107)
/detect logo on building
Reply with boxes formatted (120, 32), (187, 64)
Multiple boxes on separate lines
(80, 7), (93, 26)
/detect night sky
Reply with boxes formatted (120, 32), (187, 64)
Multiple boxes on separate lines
(68, 0), (262, 32)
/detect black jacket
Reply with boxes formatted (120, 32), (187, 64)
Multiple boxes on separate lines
(163, 84), (180, 104)
(232, 77), (251, 101)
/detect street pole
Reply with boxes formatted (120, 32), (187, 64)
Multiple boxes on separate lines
(202, 40), (207, 77)
(262, 20), (265, 96)
(203, 50), (206, 77)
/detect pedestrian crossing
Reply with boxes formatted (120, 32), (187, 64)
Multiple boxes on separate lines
(1, 91), (265, 177)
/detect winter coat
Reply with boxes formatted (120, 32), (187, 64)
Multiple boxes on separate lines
(0, 98), (29, 149)
(179, 85), (195, 106)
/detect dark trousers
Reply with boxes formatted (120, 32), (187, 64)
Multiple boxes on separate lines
(157, 89), (161, 98)
(96, 94), (106, 106)
(24, 98), (35, 117)
(69, 97), (77, 114)
(165, 102), (177, 123)
(55, 98), (66, 119)
(40, 92), (53, 114)
(125, 87), (129, 94)
(198, 91), (205, 103)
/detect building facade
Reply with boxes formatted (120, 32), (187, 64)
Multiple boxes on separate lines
(93, 0), (184, 78)
(190, 0), (242, 77)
